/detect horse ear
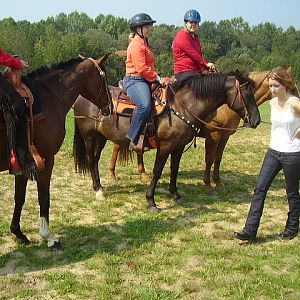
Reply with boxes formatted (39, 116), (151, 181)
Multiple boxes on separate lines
(97, 53), (110, 65)
(287, 66), (292, 74)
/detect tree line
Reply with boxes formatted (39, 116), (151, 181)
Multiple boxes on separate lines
(1, 11), (299, 84)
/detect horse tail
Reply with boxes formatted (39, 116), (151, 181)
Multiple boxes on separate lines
(118, 145), (133, 165)
(73, 121), (88, 174)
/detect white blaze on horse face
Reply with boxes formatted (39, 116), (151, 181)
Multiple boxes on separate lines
(39, 217), (59, 247)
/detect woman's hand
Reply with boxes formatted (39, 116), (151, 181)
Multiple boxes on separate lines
(207, 62), (216, 72)
(20, 59), (29, 68)
(291, 127), (300, 140)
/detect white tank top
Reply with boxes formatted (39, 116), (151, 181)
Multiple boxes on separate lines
(269, 102), (300, 152)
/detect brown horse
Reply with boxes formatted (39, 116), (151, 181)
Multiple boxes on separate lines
(73, 71), (260, 211)
(107, 70), (275, 191)
(0, 54), (112, 247)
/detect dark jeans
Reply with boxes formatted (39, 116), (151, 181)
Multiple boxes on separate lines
(244, 148), (300, 235)
(123, 75), (152, 144)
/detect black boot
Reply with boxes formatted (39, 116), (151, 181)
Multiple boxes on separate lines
(234, 230), (256, 241)
(0, 74), (37, 179)
(278, 230), (298, 240)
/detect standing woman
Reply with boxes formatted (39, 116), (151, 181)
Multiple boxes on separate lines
(172, 9), (216, 81)
(123, 13), (164, 152)
(234, 67), (300, 241)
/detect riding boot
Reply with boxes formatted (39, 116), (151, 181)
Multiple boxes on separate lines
(0, 74), (37, 179)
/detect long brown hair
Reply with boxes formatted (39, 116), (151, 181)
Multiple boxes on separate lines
(268, 67), (296, 92)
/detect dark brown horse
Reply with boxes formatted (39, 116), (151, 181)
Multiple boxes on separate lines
(73, 71), (260, 211)
(0, 54), (112, 247)
(107, 70), (274, 192)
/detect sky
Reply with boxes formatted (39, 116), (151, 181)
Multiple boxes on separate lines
(0, 0), (299, 30)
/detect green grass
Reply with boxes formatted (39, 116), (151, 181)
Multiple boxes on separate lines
(1, 102), (300, 299)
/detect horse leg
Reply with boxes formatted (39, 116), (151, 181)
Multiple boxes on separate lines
(203, 133), (219, 194)
(86, 134), (107, 201)
(107, 143), (119, 182)
(213, 137), (230, 191)
(146, 151), (169, 212)
(37, 156), (61, 248)
(10, 175), (30, 244)
(169, 147), (185, 200)
(137, 152), (150, 180)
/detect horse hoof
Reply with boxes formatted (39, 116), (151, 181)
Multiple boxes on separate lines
(170, 193), (181, 201)
(19, 237), (31, 245)
(107, 175), (118, 183)
(148, 206), (160, 213)
(49, 240), (63, 249)
(215, 183), (224, 192)
(209, 189), (219, 195)
(96, 190), (106, 201)
(174, 197), (184, 204)
(205, 187), (217, 195)
(141, 172), (151, 181)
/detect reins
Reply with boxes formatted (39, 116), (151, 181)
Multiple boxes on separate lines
(70, 57), (114, 122)
(86, 57), (113, 116)
(166, 79), (251, 133)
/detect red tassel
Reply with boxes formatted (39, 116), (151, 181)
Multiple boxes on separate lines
(10, 149), (21, 171)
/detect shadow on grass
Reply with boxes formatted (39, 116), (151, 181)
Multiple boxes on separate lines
(0, 169), (286, 275)
(105, 168), (285, 206)
(0, 205), (220, 275)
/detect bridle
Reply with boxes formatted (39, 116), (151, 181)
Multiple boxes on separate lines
(228, 80), (251, 126)
(164, 78), (253, 133)
(86, 57), (113, 116)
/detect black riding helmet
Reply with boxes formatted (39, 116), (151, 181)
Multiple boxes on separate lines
(129, 13), (156, 31)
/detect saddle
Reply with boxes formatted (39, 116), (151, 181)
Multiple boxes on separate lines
(3, 67), (45, 171)
(109, 79), (169, 151)
(109, 80), (167, 117)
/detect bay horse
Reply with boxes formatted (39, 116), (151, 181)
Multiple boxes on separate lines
(106, 69), (281, 192)
(0, 54), (112, 247)
(73, 71), (260, 211)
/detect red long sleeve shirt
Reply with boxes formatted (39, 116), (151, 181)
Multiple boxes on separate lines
(125, 36), (158, 82)
(0, 48), (22, 69)
(172, 29), (208, 74)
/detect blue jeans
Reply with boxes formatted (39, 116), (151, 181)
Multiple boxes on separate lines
(244, 148), (300, 235)
(123, 75), (152, 144)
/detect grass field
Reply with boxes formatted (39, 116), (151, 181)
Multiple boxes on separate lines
(1, 103), (300, 299)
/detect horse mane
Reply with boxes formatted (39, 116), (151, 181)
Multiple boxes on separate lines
(27, 57), (84, 79)
(172, 73), (227, 101)
(228, 70), (256, 88)
(171, 71), (255, 102)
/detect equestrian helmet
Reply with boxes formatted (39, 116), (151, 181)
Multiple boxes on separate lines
(184, 9), (201, 23)
(129, 13), (156, 30)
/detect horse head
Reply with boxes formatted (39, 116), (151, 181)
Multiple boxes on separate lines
(225, 70), (261, 129)
(79, 54), (113, 116)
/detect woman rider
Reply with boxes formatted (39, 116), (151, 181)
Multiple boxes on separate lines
(123, 13), (167, 152)
(172, 9), (216, 81)
(0, 48), (36, 177)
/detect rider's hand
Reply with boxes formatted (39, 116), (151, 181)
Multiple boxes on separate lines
(20, 60), (29, 68)
(207, 62), (216, 72)
(159, 77), (173, 87)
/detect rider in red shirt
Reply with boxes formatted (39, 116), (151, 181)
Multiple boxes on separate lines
(0, 48), (28, 69)
(172, 10), (216, 81)
(0, 48), (36, 177)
